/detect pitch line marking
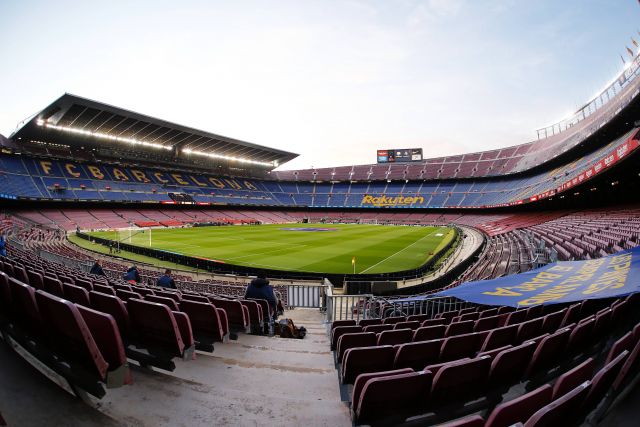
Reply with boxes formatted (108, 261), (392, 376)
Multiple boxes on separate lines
(358, 227), (446, 274)
(225, 243), (309, 261)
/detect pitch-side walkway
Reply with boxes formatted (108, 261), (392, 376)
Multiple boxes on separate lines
(397, 225), (484, 289)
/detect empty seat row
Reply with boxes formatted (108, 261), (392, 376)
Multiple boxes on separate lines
(0, 272), (131, 398)
(339, 302), (621, 386)
(353, 338), (636, 426)
(348, 300), (640, 426)
(336, 304), (611, 372)
(441, 349), (631, 427)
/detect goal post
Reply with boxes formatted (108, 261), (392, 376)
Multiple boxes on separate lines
(114, 227), (148, 245)
(358, 218), (378, 225)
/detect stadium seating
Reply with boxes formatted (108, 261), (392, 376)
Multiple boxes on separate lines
(179, 300), (227, 350)
(209, 298), (250, 333)
(1, 89), (640, 424)
(2, 124), (638, 210)
(326, 292), (640, 425)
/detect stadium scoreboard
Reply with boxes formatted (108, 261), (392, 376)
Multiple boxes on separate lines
(377, 148), (423, 163)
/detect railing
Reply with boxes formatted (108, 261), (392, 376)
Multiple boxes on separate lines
(374, 295), (474, 318)
(536, 52), (640, 140)
(324, 289), (474, 322)
(7, 237), (25, 252)
(325, 288), (375, 323)
(287, 284), (327, 309)
(37, 248), (93, 273)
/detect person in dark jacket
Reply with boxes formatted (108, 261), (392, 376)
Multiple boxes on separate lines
(123, 265), (141, 284)
(156, 269), (177, 289)
(245, 271), (277, 318)
(0, 233), (6, 257)
(89, 259), (105, 276)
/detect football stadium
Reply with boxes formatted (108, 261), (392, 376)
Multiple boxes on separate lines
(1, 2), (640, 426)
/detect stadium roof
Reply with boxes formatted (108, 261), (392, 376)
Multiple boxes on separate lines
(11, 93), (298, 168)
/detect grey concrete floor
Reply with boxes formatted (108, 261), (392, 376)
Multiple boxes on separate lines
(0, 309), (351, 427)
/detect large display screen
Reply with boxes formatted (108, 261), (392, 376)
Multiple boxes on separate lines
(377, 148), (423, 163)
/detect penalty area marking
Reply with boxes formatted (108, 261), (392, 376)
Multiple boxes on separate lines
(357, 228), (446, 274)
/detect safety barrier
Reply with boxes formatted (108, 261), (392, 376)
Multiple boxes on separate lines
(37, 248), (93, 273)
(325, 286), (377, 323)
(324, 288), (474, 322)
(286, 284), (327, 309)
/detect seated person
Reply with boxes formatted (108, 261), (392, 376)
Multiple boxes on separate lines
(156, 269), (177, 289)
(89, 259), (106, 276)
(123, 265), (141, 284)
(245, 271), (278, 319)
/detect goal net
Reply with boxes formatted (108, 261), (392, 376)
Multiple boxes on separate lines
(358, 218), (378, 225)
(112, 227), (152, 245)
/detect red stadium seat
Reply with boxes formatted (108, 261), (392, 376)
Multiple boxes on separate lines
(353, 370), (432, 425)
(526, 327), (572, 377)
(93, 283), (116, 295)
(115, 289), (143, 302)
(336, 332), (377, 364)
(209, 298), (249, 333)
(377, 328), (413, 346)
(445, 320), (474, 337)
(331, 325), (363, 350)
(359, 318), (383, 327)
(394, 320), (420, 330)
(551, 358), (594, 400)
(394, 339), (443, 370)
(351, 367), (413, 413)
(63, 283), (91, 307)
(76, 304), (132, 387)
(488, 340), (536, 388)
(127, 298), (192, 368)
(341, 345), (395, 384)
(89, 291), (131, 338)
(8, 277), (42, 332)
(363, 324), (393, 334)
(145, 294), (180, 311)
(413, 325), (446, 342)
(43, 276), (64, 297)
(34, 290), (109, 380)
(428, 355), (492, 404)
(485, 384), (552, 427)
(481, 324), (518, 352)
(524, 381), (591, 427)
(180, 299), (227, 347)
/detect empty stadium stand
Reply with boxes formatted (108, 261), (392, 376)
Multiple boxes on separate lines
(1, 65), (640, 425)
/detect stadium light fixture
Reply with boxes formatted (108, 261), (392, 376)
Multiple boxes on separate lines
(36, 121), (172, 150)
(181, 148), (275, 167)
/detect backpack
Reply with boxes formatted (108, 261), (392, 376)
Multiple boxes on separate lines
(274, 318), (307, 339)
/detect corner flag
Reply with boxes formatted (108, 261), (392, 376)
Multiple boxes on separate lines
(352, 256), (356, 274)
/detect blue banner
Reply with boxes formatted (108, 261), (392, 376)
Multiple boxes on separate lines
(434, 247), (640, 307)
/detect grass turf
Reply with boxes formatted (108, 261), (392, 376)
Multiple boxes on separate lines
(86, 224), (455, 275)
(67, 233), (207, 273)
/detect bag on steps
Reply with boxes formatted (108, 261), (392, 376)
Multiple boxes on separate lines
(274, 318), (306, 339)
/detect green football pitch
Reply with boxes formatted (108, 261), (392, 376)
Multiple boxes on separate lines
(86, 224), (456, 275)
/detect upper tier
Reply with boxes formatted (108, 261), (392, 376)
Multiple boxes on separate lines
(272, 58), (640, 182)
(0, 127), (637, 209)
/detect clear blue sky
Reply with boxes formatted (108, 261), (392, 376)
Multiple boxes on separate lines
(1, 0), (639, 169)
